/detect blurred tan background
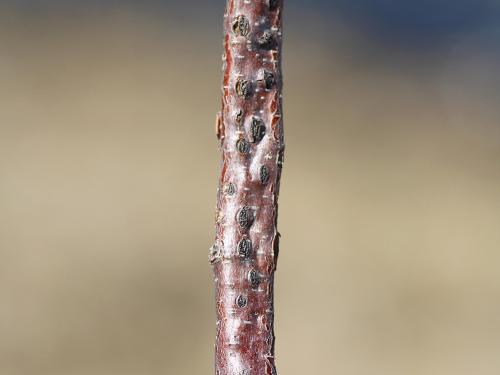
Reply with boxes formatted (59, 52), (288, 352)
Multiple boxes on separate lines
(1, 1), (500, 374)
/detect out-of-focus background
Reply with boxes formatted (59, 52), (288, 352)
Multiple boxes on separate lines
(1, 1), (500, 374)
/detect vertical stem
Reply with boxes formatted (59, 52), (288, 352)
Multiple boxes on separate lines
(210, 0), (284, 374)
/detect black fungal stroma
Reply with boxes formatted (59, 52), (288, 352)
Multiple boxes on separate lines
(260, 165), (270, 184)
(251, 117), (266, 143)
(238, 238), (253, 258)
(269, 0), (279, 10)
(264, 71), (276, 90)
(236, 138), (250, 154)
(238, 206), (254, 228)
(236, 295), (248, 308)
(232, 15), (250, 37)
(258, 31), (274, 48)
(235, 78), (251, 98)
(248, 269), (261, 288)
(225, 182), (236, 196)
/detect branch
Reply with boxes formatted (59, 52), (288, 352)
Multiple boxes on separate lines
(210, 0), (285, 374)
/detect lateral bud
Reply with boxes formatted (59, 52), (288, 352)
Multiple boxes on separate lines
(208, 241), (223, 265)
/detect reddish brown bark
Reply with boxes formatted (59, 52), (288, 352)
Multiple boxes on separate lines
(209, 0), (284, 374)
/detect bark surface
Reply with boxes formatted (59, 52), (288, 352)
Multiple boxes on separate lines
(210, 1), (284, 374)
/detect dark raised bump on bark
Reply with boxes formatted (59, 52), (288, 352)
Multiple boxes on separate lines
(264, 71), (276, 90)
(237, 206), (254, 229)
(211, 0), (284, 374)
(232, 15), (250, 37)
(250, 117), (266, 143)
(257, 30), (275, 49)
(238, 237), (253, 259)
(236, 138), (251, 154)
(224, 182), (236, 196)
(236, 294), (248, 308)
(260, 165), (270, 184)
(236, 77), (252, 98)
